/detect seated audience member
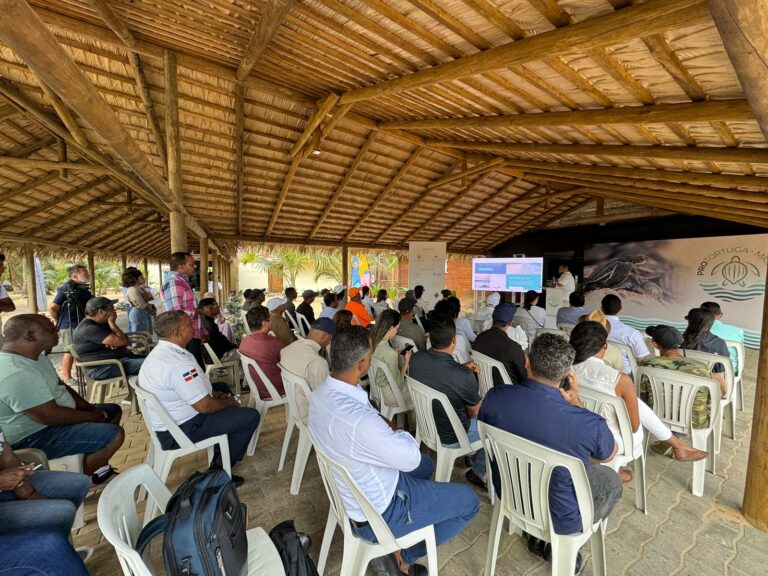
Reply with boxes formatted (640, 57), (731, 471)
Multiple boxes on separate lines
(440, 288), (453, 301)
(479, 333), (622, 570)
(361, 285), (375, 317)
(473, 292), (500, 332)
(197, 298), (238, 362)
(397, 297), (427, 351)
(700, 301), (744, 374)
(446, 296), (476, 343)
(239, 306), (285, 399)
(406, 288), (427, 322)
(583, 310), (625, 372)
(266, 297), (296, 346)
(0, 315), (123, 483)
(345, 288), (372, 328)
(601, 294), (651, 372)
(334, 284), (347, 306)
(641, 324), (722, 434)
(514, 290), (546, 344)
(139, 311), (259, 484)
(318, 291), (339, 320)
(319, 288), (330, 309)
(241, 288), (265, 313)
(284, 287), (298, 320)
(371, 310), (413, 408)
(73, 296), (146, 381)
(556, 291), (588, 326)
(472, 303), (527, 385)
(296, 289), (318, 326)
(571, 322), (707, 466)
(682, 308), (730, 395)
(309, 327), (479, 576)
(371, 288), (390, 319)
(333, 309), (354, 332)
(1, 529), (90, 575)
(409, 317), (487, 491)
(122, 268), (154, 333)
(240, 289), (255, 312)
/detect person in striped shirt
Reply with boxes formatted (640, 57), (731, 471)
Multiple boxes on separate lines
(161, 252), (206, 368)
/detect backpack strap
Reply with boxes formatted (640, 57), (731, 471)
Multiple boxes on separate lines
(136, 514), (168, 557)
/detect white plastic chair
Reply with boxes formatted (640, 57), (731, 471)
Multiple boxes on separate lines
(97, 464), (285, 576)
(295, 311), (311, 337)
(579, 387), (647, 514)
(283, 310), (304, 338)
(453, 332), (472, 364)
(277, 364), (314, 496)
(636, 366), (720, 497)
(313, 441), (439, 576)
(130, 381), (231, 521)
(724, 339), (745, 412)
(203, 342), (242, 394)
(478, 423), (607, 576)
(472, 350), (513, 398)
(680, 349), (736, 455)
(611, 341), (639, 380)
(414, 314), (424, 329)
(557, 323), (577, 336)
(239, 355), (292, 462)
(367, 357), (414, 426)
(392, 335), (417, 354)
(407, 376), (482, 482)
(70, 346), (138, 412)
(514, 315), (539, 348)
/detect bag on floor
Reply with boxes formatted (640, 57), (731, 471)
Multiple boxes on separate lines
(269, 520), (319, 576)
(136, 469), (248, 576)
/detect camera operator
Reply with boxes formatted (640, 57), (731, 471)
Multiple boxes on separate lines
(48, 265), (92, 385)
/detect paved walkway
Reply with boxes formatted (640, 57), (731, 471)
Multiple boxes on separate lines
(72, 348), (767, 575)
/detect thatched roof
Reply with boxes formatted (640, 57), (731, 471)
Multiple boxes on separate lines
(0, 0), (766, 261)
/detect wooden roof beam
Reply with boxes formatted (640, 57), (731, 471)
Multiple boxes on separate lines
(6, 136), (56, 158)
(36, 80), (87, 146)
(492, 198), (594, 246)
(85, 0), (137, 47)
(0, 0), (206, 237)
(428, 157), (507, 190)
(127, 52), (167, 173)
(0, 103), (17, 120)
(337, 0), (709, 104)
(289, 93), (339, 157)
(266, 155), (301, 236)
(345, 147), (424, 241)
(234, 83), (245, 235)
(426, 171), (497, 241)
(431, 140), (768, 164)
(236, 0), (295, 82)
(379, 99), (752, 130)
(0, 171), (59, 204)
(0, 157), (108, 173)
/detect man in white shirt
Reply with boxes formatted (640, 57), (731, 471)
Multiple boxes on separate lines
(556, 264), (576, 299)
(138, 310), (260, 486)
(0, 254), (16, 348)
(601, 294), (650, 373)
(309, 327), (479, 576)
(360, 285), (374, 318)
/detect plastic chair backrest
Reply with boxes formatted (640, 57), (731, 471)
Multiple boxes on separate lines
(578, 386), (637, 459)
(611, 341), (639, 376)
(635, 366), (721, 433)
(311, 439), (397, 547)
(477, 423), (595, 537)
(283, 310), (300, 332)
(414, 314), (424, 329)
(240, 354), (283, 401)
(514, 315), (538, 346)
(472, 350), (512, 397)
(392, 335), (417, 353)
(203, 342), (224, 368)
(557, 323), (576, 335)
(130, 383), (196, 449)
(278, 364), (313, 428)
(453, 332), (472, 364)
(368, 357), (408, 409)
(97, 464), (172, 576)
(724, 339), (745, 377)
(407, 376), (471, 452)
(681, 349), (735, 399)
(294, 312), (311, 337)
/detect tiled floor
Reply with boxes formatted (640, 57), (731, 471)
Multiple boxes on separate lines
(72, 348), (767, 575)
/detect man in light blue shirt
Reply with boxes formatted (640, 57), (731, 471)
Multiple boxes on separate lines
(701, 302), (744, 373)
(556, 292), (589, 326)
(309, 327), (479, 576)
(317, 292), (339, 320)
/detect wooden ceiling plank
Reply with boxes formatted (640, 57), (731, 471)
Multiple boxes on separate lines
(0, 171), (59, 204)
(0, 157), (108, 173)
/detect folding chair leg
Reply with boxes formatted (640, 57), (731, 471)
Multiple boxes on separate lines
(290, 431), (313, 496)
(484, 502), (505, 576)
(317, 510), (337, 575)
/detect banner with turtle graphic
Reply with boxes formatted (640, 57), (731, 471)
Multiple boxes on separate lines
(583, 233), (767, 349)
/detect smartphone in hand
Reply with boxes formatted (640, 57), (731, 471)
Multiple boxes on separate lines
(400, 344), (415, 356)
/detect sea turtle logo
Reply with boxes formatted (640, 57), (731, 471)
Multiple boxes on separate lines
(711, 256), (760, 287)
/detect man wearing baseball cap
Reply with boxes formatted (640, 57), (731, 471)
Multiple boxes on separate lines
(472, 303), (527, 385)
(72, 297), (146, 383)
(297, 290), (319, 325)
(266, 297), (296, 346)
(397, 297), (427, 351)
(344, 288), (372, 328)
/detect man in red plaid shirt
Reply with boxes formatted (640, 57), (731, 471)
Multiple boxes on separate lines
(161, 252), (206, 367)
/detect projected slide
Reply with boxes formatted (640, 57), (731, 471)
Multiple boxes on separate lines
(472, 257), (544, 292)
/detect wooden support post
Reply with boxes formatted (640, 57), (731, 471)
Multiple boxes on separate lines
(56, 137), (67, 179)
(230, 259), (239, 293)
(158, 261), (164, 289)
(341, 246), (349, 290)
(169, 212), (187, 253)
(211, 251), (219, 301)
(198, 237), (208, 300)
(120, 254), (127, 271)
(223, 259), (230, 303)
(24, 244), (37, 314)
(142, 257), (149, 276)
(710, 0), (768, 532)
(234, 84), (245, 235)
(87, 251), (95, 294)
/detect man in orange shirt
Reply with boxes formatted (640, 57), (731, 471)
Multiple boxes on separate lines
(345, 288), (372, 328)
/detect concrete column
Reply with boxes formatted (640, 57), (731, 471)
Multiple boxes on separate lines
(198, 237), (208, 299)
(25, 244), (38, 313)
(169, 212), (187, 253)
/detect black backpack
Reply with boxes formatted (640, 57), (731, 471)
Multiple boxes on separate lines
(137, 470), (248, 576)
(269, 520), (319, 576)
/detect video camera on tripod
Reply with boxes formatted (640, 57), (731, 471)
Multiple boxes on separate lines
(57, 279), (91, 330)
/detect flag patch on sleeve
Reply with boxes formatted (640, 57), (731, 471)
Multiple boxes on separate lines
(182, 368), (199, 382)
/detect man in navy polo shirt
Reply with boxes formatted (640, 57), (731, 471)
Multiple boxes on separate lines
(478, 333), (622, 571)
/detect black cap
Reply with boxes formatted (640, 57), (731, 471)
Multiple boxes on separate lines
(645, 325), (682, 349)
(85, 297), (118, 314)
(398, 297), (417, 313)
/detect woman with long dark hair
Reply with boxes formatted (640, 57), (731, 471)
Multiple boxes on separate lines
(370, 309), (412, 407)
(122, 269), (152, 333)
(514, 290), (546, 344)
(682, 307), (729, 396)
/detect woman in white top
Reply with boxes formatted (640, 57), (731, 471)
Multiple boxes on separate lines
(370, 309), (412, 408)
(444, 295), (476, 343)
(122, 269), (154, 333)
(514, 290), (546, 345)
(570, 321), (708, 463)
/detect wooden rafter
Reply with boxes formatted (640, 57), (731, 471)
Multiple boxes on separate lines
(0, 171), (58, 204)
(266, 155), (301, 236)
(0, 157), (107, 172)
(428, 158), (507, 190)
(234, 83), (245, 235)
(36, 80), (87, 146)
(345, 147), (424, 241)
(426, 171), (497, 241)
(237, 0), (296, 82)
(6, 136), (56, 158)
(127, 52), (167, 172)
(483, 196), (585, 248)
(289, 93), (339, 157)
(85, 0), (136, 47)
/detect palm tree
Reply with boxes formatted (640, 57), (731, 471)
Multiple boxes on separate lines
(310, 251), (342, 284)
(240, 246), (316, 288)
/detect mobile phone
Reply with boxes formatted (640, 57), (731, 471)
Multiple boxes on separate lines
(21, 462), (44, 470)
(400, 344), (414, 356)
(32, 463), (44, 471)
(560, 375), (571, 391)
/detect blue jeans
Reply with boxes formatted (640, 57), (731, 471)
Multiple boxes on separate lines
(0, 471), (91, 536)
(355, 454), (480, 565)
(0, 530), (89, 575)
(129, 306), (152, 333)
(444, 418), (486, 479)
(87, 355), (146, 380)
(12, 403), (122, 459)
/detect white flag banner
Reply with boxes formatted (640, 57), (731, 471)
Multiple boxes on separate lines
(34, 254), (47, 312)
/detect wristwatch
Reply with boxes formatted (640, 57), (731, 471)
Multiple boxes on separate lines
(233, 394), (242, 406)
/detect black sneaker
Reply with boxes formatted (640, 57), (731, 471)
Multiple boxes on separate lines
(524, 532), (548, 559)
(543, 543), (583, 574)
(464, 469), (487, 492)
(231, 474), (244, 488)
(379, 554), (428, 576)
(91, 466), (119, 487)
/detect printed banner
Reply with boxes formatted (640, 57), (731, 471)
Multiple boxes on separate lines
(351, 254), (371, 288)
(583, 234), (767, 349)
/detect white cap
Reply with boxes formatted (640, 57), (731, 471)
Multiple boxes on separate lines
(334, 284), (346, 295)
(266, 297), (288, 312)
(487, 292), (501, 307)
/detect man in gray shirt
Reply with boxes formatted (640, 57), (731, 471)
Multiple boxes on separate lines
(396, 297), (427, 351)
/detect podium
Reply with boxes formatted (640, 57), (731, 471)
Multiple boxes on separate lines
(544, 287), (567, 328)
